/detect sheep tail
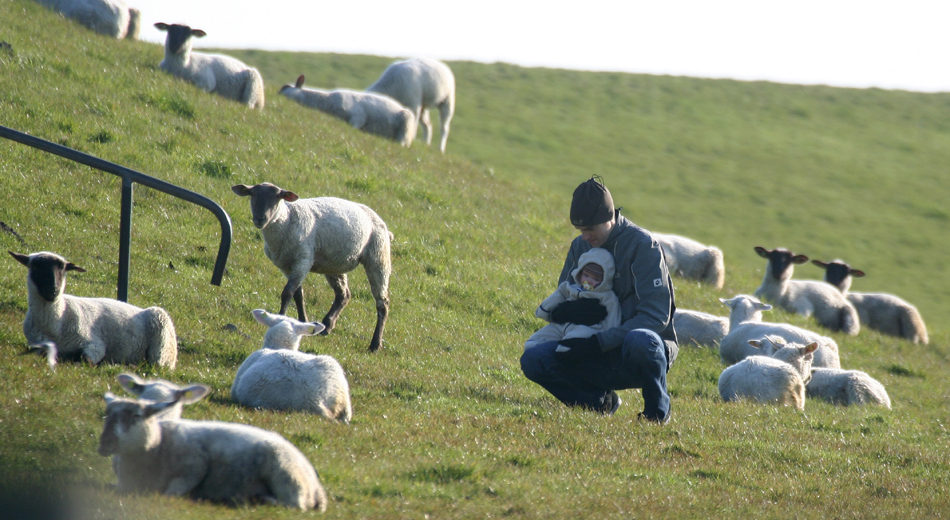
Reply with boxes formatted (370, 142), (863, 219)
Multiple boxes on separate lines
(242, 68), (266, 110)
(703, 247), (726, 289)
(899, 307), (929, 344)
(144, 307), (179, 369)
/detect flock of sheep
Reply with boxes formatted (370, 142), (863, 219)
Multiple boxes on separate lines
(14, 0), (929, 512)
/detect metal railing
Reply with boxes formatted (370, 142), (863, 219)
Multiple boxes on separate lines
(0, 125), (232, 301)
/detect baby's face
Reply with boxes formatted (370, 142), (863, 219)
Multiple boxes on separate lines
(578, 269), (603, 289)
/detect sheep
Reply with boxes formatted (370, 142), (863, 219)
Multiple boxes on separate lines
(97, 390), (327, 511)
(653, 233), (725, 289)
(812, 259), (928, 344)
(37, 0), (141, 40)
(753, 246), (860, 335)
(718, 294), (840, 368)
(115, 372), (197, 419)
(231, 183), (392, 352)
(231, 309), (352, 423)
(279, 75), (415, 146)
(718, 337), (818, 410)
(154, 23), (265, 109)
(672, 308), (729, 348)
(366, 57), (455, 153)
(9, 251), (178, 368)
(806, 367), (892, 408)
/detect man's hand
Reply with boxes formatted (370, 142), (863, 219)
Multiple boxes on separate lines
(555, 336), (601, 362)
(549, 299), (608, 325)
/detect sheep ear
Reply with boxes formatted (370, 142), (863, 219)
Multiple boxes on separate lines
(177, 384), (210, 404)
(754, 246), (770, 258)
(804, 342), (819, 353)
(191, 29), (207, 38)
(791, 254), (809, 264)
(293, 321), (324, 336)
(232, 184), (253, 196)
(850, 268), (866, 278)
(104, 392), (118, 404)
(755, 302), (772, 311)
(310, 322), (326, 335)
(280, 190), (299, 202)
(252, 309), (283, 327)
(295, 75), (305, 88)
(65, 261), (85, 273)
(719, 297), (731, 305)
(154, 22), (169, 31)
(811, 260), (829, 269)
(9, 251), (30, 267)
(117, 373), (145, 395)
(748, 339), (762, 349)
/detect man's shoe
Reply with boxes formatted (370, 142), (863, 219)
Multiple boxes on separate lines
(637, 404), (671, 424)
(603, 390), (621, 416)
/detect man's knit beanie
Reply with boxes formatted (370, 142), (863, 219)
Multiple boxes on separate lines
(570, 176), (614, 227)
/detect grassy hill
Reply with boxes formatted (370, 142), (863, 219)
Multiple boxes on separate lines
(1, 1), (949, 518)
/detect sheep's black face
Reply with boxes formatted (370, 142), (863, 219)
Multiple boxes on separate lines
(762, 248), (808, 281)
(28, 254), (68, 302)
(164, 24), (194, 55)
(822, 262), (851, 290)
(248, 184), (284, 230)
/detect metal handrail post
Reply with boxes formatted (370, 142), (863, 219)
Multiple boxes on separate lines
(118, 176), (134, 301)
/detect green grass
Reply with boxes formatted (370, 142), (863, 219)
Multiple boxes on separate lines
(1, 1), (949, 518)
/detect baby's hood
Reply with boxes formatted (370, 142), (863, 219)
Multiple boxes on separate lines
(571, 247), (616, 292)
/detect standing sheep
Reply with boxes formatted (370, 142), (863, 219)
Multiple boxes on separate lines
(753, 247), (860, 335)
(654, 233), (725, 289)
(718, 337), (818, 410)
(806, 367), (892, 408)
(98, 391), (327, 511)
(673, 308), (729, 348)
(154, 23), (265, 109)
(812, 259), (928, 344)
(231, 309), (352, 423)
(9, 251), (178, 368)
(718, 294), (840, 368)
(36, 0), (141, 39)
(366, 57), (455, 153)
(231, 183), (392, 352)
(279, 75), (415, 146)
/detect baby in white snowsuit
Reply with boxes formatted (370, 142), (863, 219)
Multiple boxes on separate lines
(524, 247), (622, 351)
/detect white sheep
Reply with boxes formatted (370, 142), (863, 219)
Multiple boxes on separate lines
(97, 390), (327, 511)
(653, 233), (725, 289)
(37, 0), (141, 39)
(718, 294), (840, 368)
(672, 308), (729, 348)
(231, 309), (352, 423)
(231, 183), (392, 352)
(718, 337), (818, 410)
(366, 57), (455, 153)
(806, 367), (892, 408)
(279, 75), (415, 146)
(812, 259), (928, 344)
(753, 246), (860, 335)
(154, 23), (265, 109)
(9, 251), (178, 368)
(115, 372), (196, 419)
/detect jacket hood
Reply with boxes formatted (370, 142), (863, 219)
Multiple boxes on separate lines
(571, 247), (616, 292)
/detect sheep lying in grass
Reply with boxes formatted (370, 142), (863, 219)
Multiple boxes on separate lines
(232, 309), (352, 423)
(231, 183), (392, 352)
(367, 58), (455, 153)
(806, 367), (892, 408)
(812, 259), (928, 344)
(673, 309), (729, 348)
(37, 0), (141, 39)
(98, 390), (327, 511)
(718, 337), (818, 410)
(654, 233), (725, 289)
(154, 23), (265, 109)
(753, 246), (860, 335)
(9, 251), (178, 368)
(279, 75), (415, 147)
(718, 294), (840, 368)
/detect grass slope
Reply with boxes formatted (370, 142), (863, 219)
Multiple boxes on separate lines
(1, 1), (948, 518)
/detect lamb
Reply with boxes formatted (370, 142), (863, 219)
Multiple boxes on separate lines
(672, 308), (729, 348)
(231, 309), (352, 423)
(753, 246), (860, 335)
(366, 57), (455, 153)
(231, 183), (392, 352)
(653, 233), (725, 289)
(154, 23), (265, 109)
(718, 294), (840, 368)
(718, 337), (819, 410)
(116, 372), (200, 419)
(9, 251), (178, 368)
(98, 390), (327, 511)
(279, 75), (415, 146)
(806, 367), (892, 408)
(812, 259), (928, 344)
(37, 0), (141, 40)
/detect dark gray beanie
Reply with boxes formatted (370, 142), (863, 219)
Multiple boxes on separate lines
(570, 177), (614, 227)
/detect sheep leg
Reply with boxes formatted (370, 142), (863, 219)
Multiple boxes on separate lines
(420, 109), (432, 145)
(364, 257), (391, 352)
(321, 274), (351, 335)
(279, 281), (308, 322)
(438, 101), (453, 153)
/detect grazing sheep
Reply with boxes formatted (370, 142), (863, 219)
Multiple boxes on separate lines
(232, 309), (352, 423)
(366, 57), (455, 153)
(37, 0), (141, 39)
(673, 309), (729, 348)
(753, 246), (860, 335)
(812, 259), (928, 344)
(154, 23), (265, 109)
(718, 294), (840, 368)
(231, 183), (392, 352)
(98, 391), (327, 511)
(718, 337), (818, 410)
(653, 233), (725, 289)
(806, 367), (892, 408)
(279, 75), (415, 146)
(9, 251), (178, 368)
